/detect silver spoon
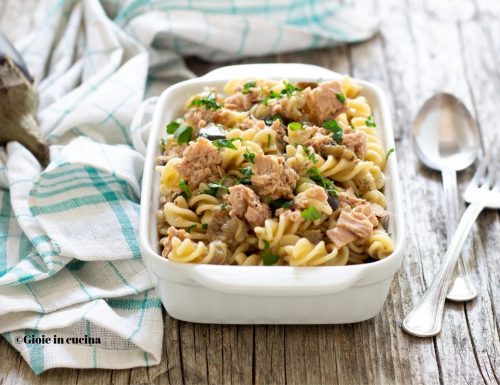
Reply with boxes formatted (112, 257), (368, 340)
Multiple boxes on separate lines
(412, 93), (479, 302)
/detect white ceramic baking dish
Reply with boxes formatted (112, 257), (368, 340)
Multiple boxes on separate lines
(139, 63), (406, 324)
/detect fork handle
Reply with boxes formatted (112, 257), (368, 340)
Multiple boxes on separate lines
(442, 170), (477, 301)
(402, 202), (484, 337)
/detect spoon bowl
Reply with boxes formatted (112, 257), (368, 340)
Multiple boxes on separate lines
(412, 93), (479, 172)
(412, 92), (480, 304)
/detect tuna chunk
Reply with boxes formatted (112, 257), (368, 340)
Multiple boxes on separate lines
(176, 138), (222, 189)
(251, 153), (299, 200)
(304, 133), (334, 154)
(327, 209), (374, 248)
(161, 227), (190, 258)
(304, 80), (345, 125)
(293, 185), (328, 210)
(207, 208), (248, 248)
(342, 131), (367, 158)
(224, 89), (259, 111)
(270, 119), (287, 152)
(339, 188), (364, 210)
(225, 185), (271, 228)
(327, 226), (357, 249)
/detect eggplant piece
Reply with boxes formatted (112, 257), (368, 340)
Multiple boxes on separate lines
(296, 81), (318, 90)
(327, 193), (339, 211)
(198, 123), (226, 141)
(0, 56), (49, 166)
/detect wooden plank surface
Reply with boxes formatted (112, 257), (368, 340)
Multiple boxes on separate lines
(0, 0), (499, 384)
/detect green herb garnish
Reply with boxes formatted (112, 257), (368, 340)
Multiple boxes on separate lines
(269, 199), (293, 210)
(287, 122), (303, 131)
(322, 119), (343, 144)
(243, 152), (256, 163)
(300, 145), (317, 163)
(179, 179), (191, 199)
(301, 206), (321, 221)
(263, 253), (279, 266)
(166, 121), (192, 145)
(267, 134), (272, 148)
(186, 224), (196, 233)
(307, 166), (339, 196)
(261, 90), (281, 105)
(189, 93), (221, 110)
(201, 223), (208, 230)
(219, 203), (227, 211)
(213, 137), (240, 150)
(264, 114), (282, 126)
(204, 181), (229, 196)
(281, 81), (300, 96)
(263, 240), (270, 250)
(335, 93), (346, 103)
(366, 116), (376, 127)
(242, 81), (256, 94)
(238, 166), (253, 184)
(386, 147), (395, 160)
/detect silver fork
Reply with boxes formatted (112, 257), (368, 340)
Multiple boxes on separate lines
(402, 136), (499, 337)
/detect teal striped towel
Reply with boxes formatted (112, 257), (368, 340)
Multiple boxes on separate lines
(0, 0), (378, 374)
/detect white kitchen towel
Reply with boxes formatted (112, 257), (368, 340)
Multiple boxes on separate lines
(0, 0), (378, 374)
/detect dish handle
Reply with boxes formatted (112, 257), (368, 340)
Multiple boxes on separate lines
(201, 63), (342, 82)
(189, 266), (365, 297)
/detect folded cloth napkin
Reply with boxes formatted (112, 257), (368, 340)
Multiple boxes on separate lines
(0, 0), (378, 374)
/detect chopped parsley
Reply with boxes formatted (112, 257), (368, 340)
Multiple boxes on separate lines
(189, 93), (221, 110)
(386, 147), (395, 160)
(201, 223), (209, 230)
(243, 152), (256, 163)
(178, 179), (191, 199)
(166, 121), (193, 145)
(307, 166), (339, 196)
(238, 166), (253, 184)
(269, 199), (293, 210)
(366, 116), (376, 127)
(267, 134), (272, 148)
(186, 224), (196, 233)
(159, 137), (167, 151)
(219, 203), (227, 211)
(213, 137), (240, 150)
(263, 240), (270, 250)
(264, 114), (282, 126)
(300, 145), (317, 163)
(242, 81), (256, 94)
(261, 90), (281, 105)
(280, 81), (300, 96)
(301, 206), (321, 221)
(322, 119), (343, 143)
(287, 122), (303, 131)
(335, 92), (346, 103)
(204, 181), (229, 196)
(263, 253), (279, 266)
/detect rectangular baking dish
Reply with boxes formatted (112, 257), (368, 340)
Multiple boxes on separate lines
(139, 63), (406, 324)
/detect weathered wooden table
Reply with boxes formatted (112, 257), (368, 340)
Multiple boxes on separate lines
(0, 0), (499, 384)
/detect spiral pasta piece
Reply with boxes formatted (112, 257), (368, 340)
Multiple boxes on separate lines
(159, 158), (182, 196)
(226, 127), (278, 154)
(365, 229), (394, 259)
(168, 237), (229, 264)
(188, 194), (219, 224)
(280, 238), (348, 267)
(163, 196), (199, 228)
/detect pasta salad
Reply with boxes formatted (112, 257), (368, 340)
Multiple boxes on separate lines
(156, 77), (395, 266)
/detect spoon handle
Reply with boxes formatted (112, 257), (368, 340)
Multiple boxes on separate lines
(441, 170), (477, 301)
(402, 202), (483, 337)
